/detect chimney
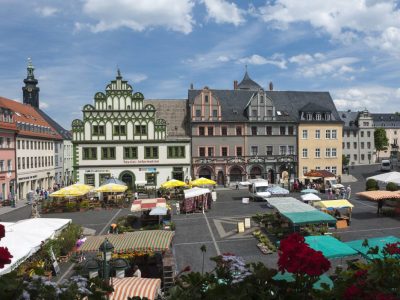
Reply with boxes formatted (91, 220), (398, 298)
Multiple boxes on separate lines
(190, 83), (193, 89)
(234, 80), (238, 90)
(269, 81), (274, 91)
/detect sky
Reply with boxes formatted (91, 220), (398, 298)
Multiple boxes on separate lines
(1, 0), (400, 129)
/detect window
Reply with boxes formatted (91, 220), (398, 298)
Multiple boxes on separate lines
(354, 142), (357, 149)
(288, 126), (294, 135)
(367, 131), (371, 137)
(315, 166), (321, 170)
(361, 131), (364, 137)
(326, 130), (331, 139)
(326, 148), (331, 157)
(146, 172), (157, 186)
(316, 114), (321, 120)
(93, 125), (105, 136)
(208, 127), (214, 136)
(101, 147), (116, 159)
(144, 146), (158, 159)
(288, 146), (294, 155)
(26, 141), (29, 149)
(332, 130), (337, 139)
(208, 147), (214, 157)
(361, 154), (365, 160)
(280, 126), (286, 135)
(30, 157), (33, 168)
(22, 140), (25, 149)
(17, 140), (20, 149)
(361, 142), (364, 149)
(266, 146), (273, 156)
(302, 129), (308, 139)
(8, 138), (12, 148)
(199, 147), (205, 157)
(0, 137), (3, 148)
(251, 126), (257, 135)
(84, 174), (95, 186)
(83, 147), (97, 160)
(221, 147), (228, 156)
(266, 126), (272, 135)
(167, 146), (185, 158)
(221, 127), (227, 136)
(30, 141), (33, 149)
(331, 166), (337, 174)
(35, 157), (37, 168)
(22, 157), (25, 169)
(0, 161), (3, 172)
(134, 125), (146, 135)
(204, 95), (209, 103)
(347, 142), (350, 149)
(342, 142), (345, 149)
(26, 157), (29, 168)
(113, 124), (126, 135)
(302, 148), (308, 158)
(302, 167), (308, 175)
(315, 148), (320, 158)
(123, 147), (138, 159)
(347, 131), (350, 137)
(325, 166), (331, 172)
(251, 146), (258, 156)
(199, 127), (205, 136)
(38, 141), (40, 150)
(236, 126), (242, 136)
(279, 146), (286, 155)
(17, 158), (20, 169)
(99, 173), (111, 185)
(367, 142), (371, 148)
(236, 147), (243, 156)
(195, 109), (201, 117)
(332, 148), (337, 157)
(212, 110), (218, 117)
(363, 122), (369, 126)
(252, 109), (257, 117)
(307, 113), (312, 120)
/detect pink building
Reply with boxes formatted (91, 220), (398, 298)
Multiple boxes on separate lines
(0, 105), (17, 204)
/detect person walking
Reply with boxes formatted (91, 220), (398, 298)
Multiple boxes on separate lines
(235, 181), (239, 190)
(346, 185), (352, 200)
(335, 188), (340, 200)
(134, 191), (138, 200)
(377, 199), (384, 215)
(328, 187), (333, 200)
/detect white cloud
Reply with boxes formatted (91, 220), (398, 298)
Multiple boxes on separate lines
(332, 85), (400, 112)
(238, 54), (287, 69)
(216, 55), (231, 62)
(81, 0), (195, 34)
(258, 0), (400, 46)
(40, 102), (49, 109)
(289, 54), (315, 65)
(35, 6), (59, 17)
(202, 0), (245, 26)
(128, 73), (148, 84)
(367, 26), (400, 57)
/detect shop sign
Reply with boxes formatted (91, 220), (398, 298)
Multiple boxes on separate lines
(139, 167), (157, 172)
(123, 160), (159, 164)
(84, 169), (110, 173)
(18, 175), (38, 181)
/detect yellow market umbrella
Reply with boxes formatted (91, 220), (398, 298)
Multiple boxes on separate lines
(190, 177), (216, 186)
(161, 179), (187, 189)
(50, 183), (94, 197)
(95, 183), (128, 193)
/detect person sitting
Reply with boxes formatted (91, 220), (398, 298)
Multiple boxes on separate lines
(133, 265), (141, 278)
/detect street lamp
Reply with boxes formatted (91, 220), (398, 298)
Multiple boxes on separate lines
(99, 238), (114, 283)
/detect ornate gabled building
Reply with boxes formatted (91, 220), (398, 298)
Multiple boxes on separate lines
(71, 71), (191, 189)
(189, 71), (298, 186)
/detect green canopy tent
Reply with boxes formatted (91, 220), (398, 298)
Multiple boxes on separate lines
(345, 236), (400, 260)
(305, 235), (358, 259)
(273, 272), (333, 290)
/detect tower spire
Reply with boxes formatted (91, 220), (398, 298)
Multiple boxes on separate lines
(23, 58), (40, 108)
(27, 57), (35, 79)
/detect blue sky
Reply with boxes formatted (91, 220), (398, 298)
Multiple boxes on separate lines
(1, 0), (400, 129)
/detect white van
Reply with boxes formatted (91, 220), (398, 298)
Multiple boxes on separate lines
(248, 179), (270, 201)
(381, 160), (391, 171)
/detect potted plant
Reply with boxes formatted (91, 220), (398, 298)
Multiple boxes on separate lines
(65, 202), (77, 212)
(79, 200), (89, 212)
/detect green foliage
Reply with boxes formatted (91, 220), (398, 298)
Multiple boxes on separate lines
(382, 207), (397, 217)
(386, 182), (398, 191)
(374, 128), (389, 159)
(79, 200), (90, 209)
(253, 230), (276, 252)
(65, 202), (77, 212)
(58, 223), (82, 256)
(366, 179), (379, 191)
(342, 154), (350, 167)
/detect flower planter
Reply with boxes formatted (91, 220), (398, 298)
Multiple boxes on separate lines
(257, 243), (273, 255)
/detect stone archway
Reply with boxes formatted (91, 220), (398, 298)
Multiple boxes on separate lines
(119, 171), (136, 191)
(229, 166), (243, 182)
(249, 166), (262, 179)
(198, 167), (213, 179)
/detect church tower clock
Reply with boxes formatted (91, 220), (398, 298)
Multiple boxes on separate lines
(22, 58), (40, 108)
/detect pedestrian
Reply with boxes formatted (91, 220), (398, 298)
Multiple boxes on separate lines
(377, 199), (384, 215)
(44, 190), (48, 200)
(134, 191), (138, 200)
(133, 265), (141, 278)
(235, 181), (239, 190)
(335, 188), (339, 200)
(346, 185), (352, 199)
(328, 187), (333, 200)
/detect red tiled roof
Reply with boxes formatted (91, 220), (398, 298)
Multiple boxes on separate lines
(0, 97), (62, 140)
(0, 121), (18, 132)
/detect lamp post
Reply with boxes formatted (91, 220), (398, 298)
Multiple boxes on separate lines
(99, 238), (114, 284)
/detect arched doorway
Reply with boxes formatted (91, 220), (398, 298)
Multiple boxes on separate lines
(198, 167), (212, 179)
(119, 171), (135, 191)
(249, 166), (262, 179)
(268, 169), (275, 184)
(229, 166), (243, 182)
(217, 171), (225, 186)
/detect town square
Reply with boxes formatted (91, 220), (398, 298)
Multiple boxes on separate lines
(1, 1), (400, 299)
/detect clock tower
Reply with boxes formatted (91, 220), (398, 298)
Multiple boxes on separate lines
(22, 58), (40, 108)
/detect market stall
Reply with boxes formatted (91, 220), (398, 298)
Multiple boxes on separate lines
(366, 172), (400, 184)
(267, 186), (289, 195)
(131, 198), (167, 212)
(181, 187), (211, 213)
(345, 236), (400, 260)
(95, 183), (128, 207)
(111, 277), (161, 300)
(356, 190), (400, 201)
(314, 200), (354, 228)
(300, 193), (321, 203)
(304, 235), (358, 259)
(268, 197), (336, 227)
(190, 177), (217, 187)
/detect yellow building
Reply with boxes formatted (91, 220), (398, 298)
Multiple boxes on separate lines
(297, 103), (343, 181)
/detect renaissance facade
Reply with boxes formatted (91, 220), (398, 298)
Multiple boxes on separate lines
(72, 72), (191, 189)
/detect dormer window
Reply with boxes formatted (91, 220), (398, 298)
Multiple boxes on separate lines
(252, 109), (257, 117)
(307, 113), (312, 120)
(195, 109), (201, 117)
(316, 114), (321, 120)
(204, 95), (209, 103)
(325, 113), (331, 120)
(212, 110), (218, 117)
(260, 95), (264, 103)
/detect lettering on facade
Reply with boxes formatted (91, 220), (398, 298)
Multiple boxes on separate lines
(84, 169), (111, 173)
(123, 160), (159, 164)
(18, 175), (38, 181)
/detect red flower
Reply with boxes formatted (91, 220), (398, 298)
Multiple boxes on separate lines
(0, 247), (12, 269)
(354, 269), (368, 278)
(0, 224), (4, 239)
(384, 242), (400, 256)
(344, 284), (362, 300)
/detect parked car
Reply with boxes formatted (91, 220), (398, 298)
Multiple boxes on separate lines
(381, 160), (391, 171)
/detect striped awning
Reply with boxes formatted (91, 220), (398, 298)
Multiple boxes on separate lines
(79, 230), (174, 253)
(131, 198), (166, 212)
(111, 277), (161, 300)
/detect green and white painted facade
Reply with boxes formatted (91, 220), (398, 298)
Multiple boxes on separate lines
(71, 72), (191, 189)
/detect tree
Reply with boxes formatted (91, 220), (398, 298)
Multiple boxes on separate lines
(374, 128), (388, 161)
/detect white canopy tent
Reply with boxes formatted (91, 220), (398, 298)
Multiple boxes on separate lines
(367, 172), (400, 184)
(301, 193), (322, 201)
(0, 218), (71, 275)
(184, 187), (210, 199)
